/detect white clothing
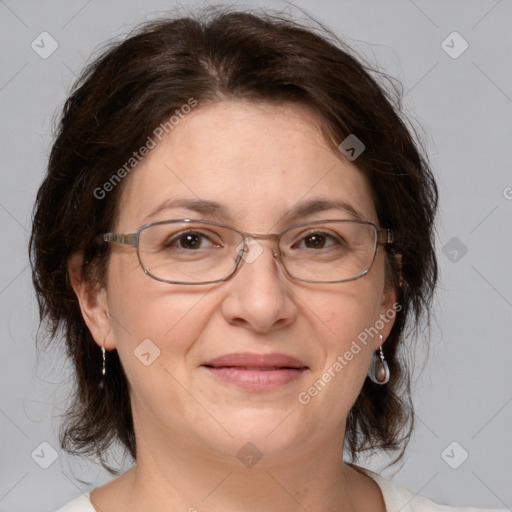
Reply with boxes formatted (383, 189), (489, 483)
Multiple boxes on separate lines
(54, 465), (507, 511)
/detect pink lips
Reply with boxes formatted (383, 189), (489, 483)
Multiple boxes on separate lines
(201, 352), (308, 390)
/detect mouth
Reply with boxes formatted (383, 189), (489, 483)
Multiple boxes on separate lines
(200, 352), (309, 390)
(204, 365), (303, 370)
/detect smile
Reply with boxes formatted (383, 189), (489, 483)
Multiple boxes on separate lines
(200, 351), (309, 390)
(202, 365), (308, 390)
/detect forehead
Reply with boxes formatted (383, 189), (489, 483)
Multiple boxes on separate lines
(115, 100), (377, 230)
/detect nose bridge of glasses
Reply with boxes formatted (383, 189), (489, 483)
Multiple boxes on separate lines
(236, 232), (281, 263)
(243, 232), (280, 242)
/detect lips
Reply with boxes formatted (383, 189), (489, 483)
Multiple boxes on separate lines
(201, 352), (308, 390)
(202, 352), (308, 370)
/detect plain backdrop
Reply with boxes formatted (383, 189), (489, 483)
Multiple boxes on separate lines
(0, 1), (511, 511)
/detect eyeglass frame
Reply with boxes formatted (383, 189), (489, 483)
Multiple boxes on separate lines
(98, 218), (394, 285)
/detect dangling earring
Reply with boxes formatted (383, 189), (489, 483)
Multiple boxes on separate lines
(368, 334), (390, 385)
(101, 339), (106, 376)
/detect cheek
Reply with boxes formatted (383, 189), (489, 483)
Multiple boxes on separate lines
(298, 280), (383, 395)
(106, 256), (212, 369)
(304, 279), (383, 345)
(294, 292), (378, 421)
(107, 284), (215, 424)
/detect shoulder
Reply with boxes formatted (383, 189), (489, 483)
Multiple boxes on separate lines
(353, 465), (507, 512)
(54, 492), (95, 512)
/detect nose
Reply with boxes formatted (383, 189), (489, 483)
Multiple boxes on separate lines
(220, 238), (298, 334)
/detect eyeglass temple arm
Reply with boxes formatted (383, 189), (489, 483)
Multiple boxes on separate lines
(100, 233), (139, 246)
(378, 229), (394, 244)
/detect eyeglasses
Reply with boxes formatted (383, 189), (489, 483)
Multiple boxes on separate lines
(99, 219), (394, 285)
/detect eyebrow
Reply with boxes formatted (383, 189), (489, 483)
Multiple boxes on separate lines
(143, 198), (225, 223)
(143, 197), (365, 224)
(287, 198), (364, 222)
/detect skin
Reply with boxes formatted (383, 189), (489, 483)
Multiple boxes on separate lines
(70, 100), (398, 512)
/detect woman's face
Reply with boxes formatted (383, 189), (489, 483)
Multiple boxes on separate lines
(90, 100), (397, 462)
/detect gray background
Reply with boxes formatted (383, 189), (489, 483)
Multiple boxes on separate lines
(1, 0), (511, 510)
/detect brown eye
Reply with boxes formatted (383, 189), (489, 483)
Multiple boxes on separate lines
(293, 231), (341, 250)
(304, 234), (327, 248)
(178, 233), (203, 249)
(163, 230), (221, 251)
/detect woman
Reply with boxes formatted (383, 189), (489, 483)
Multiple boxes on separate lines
(30, 6), (505, 512)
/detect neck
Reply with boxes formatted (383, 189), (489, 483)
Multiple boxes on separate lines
(119, 422), (372, 512)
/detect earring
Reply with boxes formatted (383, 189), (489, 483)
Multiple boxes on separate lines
(101, 339), (106, 376)
(368, 334), (390, 385)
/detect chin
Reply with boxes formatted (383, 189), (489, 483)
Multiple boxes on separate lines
(206, 407), (310, 452)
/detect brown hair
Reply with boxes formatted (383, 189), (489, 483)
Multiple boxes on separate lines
(29, 5), (438, 473)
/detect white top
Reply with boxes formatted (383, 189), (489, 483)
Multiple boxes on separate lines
(54, 466), (507, 512)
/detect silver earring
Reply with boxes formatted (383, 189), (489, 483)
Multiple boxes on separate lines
(368, 334), (390, 385)
(101, 339), (106, 376)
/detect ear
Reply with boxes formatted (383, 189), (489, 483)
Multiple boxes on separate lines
(67, 251), (115, 351)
